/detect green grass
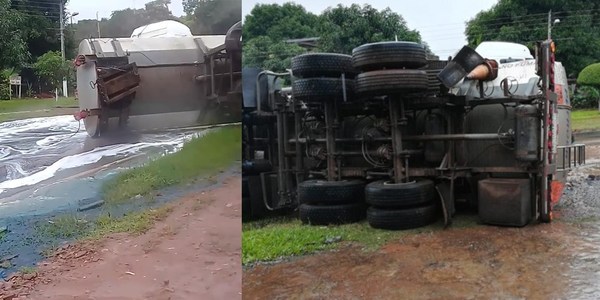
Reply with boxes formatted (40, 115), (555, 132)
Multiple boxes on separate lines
(19, 266), (37, 274)
(0, 97), (78, 123)
(37, 215), (90, 239)
(102, 126), (241, 204)
(572, 109), (600, 132)
(37, 206), (174, 244)
(87, 206), (173, 239)
(243, 219), (433, 265)
(0, 97), (78, 112)
(242, 214), (481, 265)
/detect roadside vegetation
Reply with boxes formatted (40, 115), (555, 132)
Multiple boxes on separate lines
(572, 109), (600, 132)
(0, 97), (78, 123)
(242, 215), (479, 265)
(37, 206), (173, 244)
(102, 125), (241, 204)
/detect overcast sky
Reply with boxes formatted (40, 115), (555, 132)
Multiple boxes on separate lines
(66, 0), (185, 22)
(242, 0), (499, 58)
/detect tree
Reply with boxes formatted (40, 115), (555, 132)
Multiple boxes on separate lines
(578, 63), (600, 86)
(318, 4), (427, 54)
(243, 3), (320, 41)
(465, 0), (600, 77)
(243, 36), (306, 72)
(242, 2), (430, 71)
(576, 63), (600, 110)
(182, 0), (241, 34)
(33, 51), (69, 93)
(0, 0), (28, 69)
(73, 1), (178, 41)
(11, 0), (72, 61)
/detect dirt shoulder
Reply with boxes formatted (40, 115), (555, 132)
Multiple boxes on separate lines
(243, 222), (576, 299)
(1, 176), (241, 300)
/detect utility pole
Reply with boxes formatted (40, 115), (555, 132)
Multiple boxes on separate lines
(97, 12), (101, 38)
(59, 0), (68, 98)
(547, 10), (552, 40)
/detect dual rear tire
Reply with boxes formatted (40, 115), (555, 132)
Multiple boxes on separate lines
(297, 180), (366, 225)
(365, 179), (438, 230)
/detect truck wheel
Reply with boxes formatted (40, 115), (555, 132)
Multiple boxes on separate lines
(366, 179), (435, 209)
(292, 53), (357, 78)
(299, 203), (366, 225)
(352, 41), (427, 71)
(242, 177), (250, 197)
(367, 204), (437, 230)
(298, 180), (365, 205)
(292, 78), (354, 101)
(242, 196), (252, 221)
(355, 70), (428, 96)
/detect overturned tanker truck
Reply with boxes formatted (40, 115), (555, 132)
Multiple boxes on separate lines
(74, 20), (242, 137)
(242, 39), (586, 228)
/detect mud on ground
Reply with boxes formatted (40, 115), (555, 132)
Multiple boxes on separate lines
(243, 223), (576, 300)
(0, 176), (241, 300)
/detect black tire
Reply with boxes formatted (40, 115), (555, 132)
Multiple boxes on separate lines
(299, 203), (365, 225)
(242, 177), (250, 197)
(352, 41), (427, 71)
(242, 196), (252, 221)
(298, 180), (365, 205)
(292, 78), (354, 101)
(366, 179), (435, 209)
(291, 53), (357, 78)
(355, 70), (428, 96)
(367, 205), (438, 230)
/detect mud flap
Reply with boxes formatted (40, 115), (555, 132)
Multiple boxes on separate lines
(435, 181), (455, 227)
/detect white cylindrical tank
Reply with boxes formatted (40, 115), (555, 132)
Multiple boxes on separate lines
(130, 20), (193, 38)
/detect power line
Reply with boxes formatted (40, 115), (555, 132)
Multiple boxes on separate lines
(419, 14), (598, 37)
(413, 8), (600, 31)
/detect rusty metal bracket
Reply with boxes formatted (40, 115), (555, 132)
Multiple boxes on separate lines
(96, 63), (141, 104)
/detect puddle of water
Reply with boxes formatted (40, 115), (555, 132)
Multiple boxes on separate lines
(565, 223), (600, 299)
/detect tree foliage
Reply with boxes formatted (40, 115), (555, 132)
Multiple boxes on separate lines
(33, 51), (69, 92)
(10, 0), (71, 61)
(318, 4), (425, 54)
(182, 0), (241, 34)
(465, 0), (600, 77)
(243, 36), (306, 72)
(74, 0), (177, 41)
(0, 0), (29, 69)
(572, 85), (600, 108)
(578, 63), (600, 86)
(243, 3), (430, 71)
(244, 3), (320, 41)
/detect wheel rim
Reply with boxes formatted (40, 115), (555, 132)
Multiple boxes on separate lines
(83, 115), (100, 137)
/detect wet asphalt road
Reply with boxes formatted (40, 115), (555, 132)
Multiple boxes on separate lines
(0, 115), (202, 218)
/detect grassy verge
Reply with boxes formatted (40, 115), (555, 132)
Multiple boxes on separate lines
(572, 109), (600, 132)
(102, 125), (241, 205)
(0, 97), (78, 123)
(37, 206), (174, 243)
(242, 215), (479, 265)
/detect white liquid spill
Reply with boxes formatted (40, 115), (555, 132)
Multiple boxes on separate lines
(0, 115), (208, 196)
(0, 134), (195, 193)
(0, 115), (79, 137)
